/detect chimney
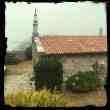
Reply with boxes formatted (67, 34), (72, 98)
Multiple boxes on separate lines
(99, 27), (103, 36)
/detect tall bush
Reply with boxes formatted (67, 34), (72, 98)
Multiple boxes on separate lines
(25, 45), (32, 60)
(65, 71), (101, 92)
(34, 56), (63, 91)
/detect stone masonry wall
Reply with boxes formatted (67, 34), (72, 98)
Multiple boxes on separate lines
(61, 53), (107, 81)
(33, 52), (107, 81)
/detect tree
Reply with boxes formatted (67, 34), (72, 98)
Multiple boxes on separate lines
(34, 56), (63, 91)
(25, 44), (32, 60)
(5, 51), (21, 65)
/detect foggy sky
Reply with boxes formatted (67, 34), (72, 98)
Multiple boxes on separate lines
(5, 2), (107, 50)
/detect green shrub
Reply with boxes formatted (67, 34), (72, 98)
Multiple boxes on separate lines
(5, 52), (21, 65)
(65, 71), (101, 92)
(5, 89), (68, 107)
(34, 56), (63, 91)
(25, 45), (32, 60)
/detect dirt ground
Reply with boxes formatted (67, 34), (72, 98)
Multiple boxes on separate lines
(64, 88), (107, 107)
(4, 60), (107, 107)
(4, 60), (33, 93)
(5, 60), (32, 75)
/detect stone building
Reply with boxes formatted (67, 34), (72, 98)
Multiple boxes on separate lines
(33, 36), (107, 80)
(32, 9), (107, 81)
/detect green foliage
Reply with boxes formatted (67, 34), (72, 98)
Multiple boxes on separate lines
(34, 56), (63, 91)
(65, 71), (101, 92)
(5, 52), (21, 65)
(5, 89), (68, 107)
(25, 45), (32, 60)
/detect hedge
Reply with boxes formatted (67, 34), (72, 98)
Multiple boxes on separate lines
(34, 56), (63, 91)
(65, 71), (101, 92)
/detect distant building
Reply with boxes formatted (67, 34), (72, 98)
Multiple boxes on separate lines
(7, 50), (26, 60)
(15, 50), (26, 60)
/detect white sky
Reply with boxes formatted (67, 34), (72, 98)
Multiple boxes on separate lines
(5, 2), (107, 50)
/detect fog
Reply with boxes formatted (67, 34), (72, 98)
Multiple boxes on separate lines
(5, 2), (107, 50)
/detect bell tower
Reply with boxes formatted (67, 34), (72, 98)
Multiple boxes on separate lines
(99, 27), (103, 36)
(32, 8), (39, 41)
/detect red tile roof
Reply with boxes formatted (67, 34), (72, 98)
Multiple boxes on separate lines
(37, 35), (107, 55)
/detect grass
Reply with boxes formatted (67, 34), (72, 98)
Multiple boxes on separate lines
(4, 88), (106, 107)
(5, 88), (69, 107)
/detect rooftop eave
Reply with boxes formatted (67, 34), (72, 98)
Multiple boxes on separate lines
(43, 50), (107, 55)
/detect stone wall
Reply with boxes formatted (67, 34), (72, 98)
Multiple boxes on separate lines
(60, 53), (107, 81)
(33, 52), (107, 81)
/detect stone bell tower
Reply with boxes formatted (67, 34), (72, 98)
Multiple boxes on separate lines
(99, 27), (103, 36)
(32, 8), (39, 89)
(32, 8), (39, 41)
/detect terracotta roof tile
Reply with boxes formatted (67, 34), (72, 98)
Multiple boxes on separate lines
(37, 36), (107, 55)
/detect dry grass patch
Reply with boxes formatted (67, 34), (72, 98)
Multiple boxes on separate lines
(5, 89), (69, 107)
(5, 88), (106, 107)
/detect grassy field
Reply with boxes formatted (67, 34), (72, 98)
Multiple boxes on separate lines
(4, 60), (107, 107)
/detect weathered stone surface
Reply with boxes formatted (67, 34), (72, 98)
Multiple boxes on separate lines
(33, 53), (107, 81)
